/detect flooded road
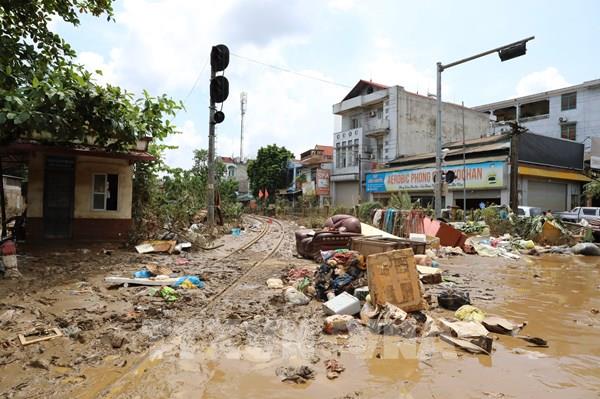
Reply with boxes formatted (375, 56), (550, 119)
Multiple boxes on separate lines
(196, 255), (600, 399)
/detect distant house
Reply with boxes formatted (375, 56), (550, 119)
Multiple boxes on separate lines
(218, 156), (249, 194)
(0, 138), (154, 241)
(298, 145), (333, 205)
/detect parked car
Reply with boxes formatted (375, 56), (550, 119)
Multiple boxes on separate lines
(556, 207), (600, 223)
(517, 206), (543, 218)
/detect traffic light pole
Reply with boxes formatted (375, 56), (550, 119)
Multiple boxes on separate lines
(207, 68), (216, 227)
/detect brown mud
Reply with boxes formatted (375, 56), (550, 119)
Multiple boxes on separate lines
(1, 219), (599, 398)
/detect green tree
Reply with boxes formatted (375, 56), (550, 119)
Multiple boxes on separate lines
(584, 179), (600, 199)
(0, 1), (182, 148)
(247, 144), (294, 198)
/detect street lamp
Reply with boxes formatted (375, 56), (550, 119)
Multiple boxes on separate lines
(434, 36), (534, 218)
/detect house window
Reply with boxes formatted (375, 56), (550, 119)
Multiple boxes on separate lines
(92, 174), (118, 211)
(561, 92), (576, 111)
(227, 166), (235, 178)
(561, 123), (576, 141)
(351, 118), (360, 129)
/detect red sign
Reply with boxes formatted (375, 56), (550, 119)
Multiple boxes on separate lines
(316, 169), (330, 196)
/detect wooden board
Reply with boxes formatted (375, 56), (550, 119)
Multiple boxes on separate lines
(366, 248), (425, 312)
(104, 277), (179, 286)
(18, 328), (63, 346)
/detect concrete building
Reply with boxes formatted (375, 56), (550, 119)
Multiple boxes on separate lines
(365, 132), (590, 212)
(331, 80), (489, 207)
(1, 139), (154, 240)
(219, 156), (249, 194)
(473, 79), (600, 148)
(298, 145), (333, 205)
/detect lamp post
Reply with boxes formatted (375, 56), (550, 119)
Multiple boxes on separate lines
(434, 36), (534, 218)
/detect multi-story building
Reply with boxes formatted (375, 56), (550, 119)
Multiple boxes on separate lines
(298, 145), (333, 205)
(473, 79), (600, 148)
(331, 80), (489, 207)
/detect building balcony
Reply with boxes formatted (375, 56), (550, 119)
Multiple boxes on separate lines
(334, 127), (362, 142)
(364, 119), (390, 137)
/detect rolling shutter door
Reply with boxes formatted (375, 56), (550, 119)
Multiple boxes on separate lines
(527, 180), (567, 211)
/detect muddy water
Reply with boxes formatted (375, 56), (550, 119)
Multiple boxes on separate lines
(198, 255), (600, 399)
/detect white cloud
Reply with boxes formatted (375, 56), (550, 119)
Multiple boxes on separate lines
(516, 67), (570, 97)
(363, 54), (437, 95)
(328, 0), (357, 11)
(76, 50), (120, 85)
(163, 120), (203, 169)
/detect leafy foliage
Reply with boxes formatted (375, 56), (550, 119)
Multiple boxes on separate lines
(357, 201), (382, 222)
(584, 179), (600, 199)
(0, 1), (182, 149)
(389, 191), (412, 210)
(247, 144), (294, 198)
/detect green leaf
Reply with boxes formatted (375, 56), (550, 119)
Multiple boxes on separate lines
(14, 112), (30, 124)
(5, 65), (11, 75)
(32, 76), (40, 87)
(0, 113), (6, 124)
(6, 113), (16, 120)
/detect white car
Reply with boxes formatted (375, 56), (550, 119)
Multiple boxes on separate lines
(517, 206), (543, 218)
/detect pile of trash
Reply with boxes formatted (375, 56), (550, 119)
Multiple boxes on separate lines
(104, 263), (204, 300)
(314, 250), (367, 301)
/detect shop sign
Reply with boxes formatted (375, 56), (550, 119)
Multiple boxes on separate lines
(366, 161), (505, 193)
(316, 168), (330, 196)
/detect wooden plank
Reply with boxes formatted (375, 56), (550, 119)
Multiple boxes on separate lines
(366, 248), (425, 312)
(104, 277), (178, 286)
(18, 328), (63, 346)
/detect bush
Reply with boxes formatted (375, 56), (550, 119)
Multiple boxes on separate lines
(357, 201), (382, 222)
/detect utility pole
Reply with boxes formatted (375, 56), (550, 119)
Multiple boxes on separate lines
(207, 67), (216, 226)
(207, 44), (230, 226)
(509, 122), (521, 212)
(240, 92), (247, 162)
(462, 101), (467, 221)
(435, 36), (534, 218)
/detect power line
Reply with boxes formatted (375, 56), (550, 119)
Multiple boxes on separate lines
(230, 52), (352, 89)
(184, 56), (210, 103)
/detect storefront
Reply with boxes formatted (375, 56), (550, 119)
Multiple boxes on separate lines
(366, 159), (509, 208)
(518, 165), (590, 211)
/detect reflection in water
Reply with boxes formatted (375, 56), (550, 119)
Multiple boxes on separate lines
(202, 255), (600, 399)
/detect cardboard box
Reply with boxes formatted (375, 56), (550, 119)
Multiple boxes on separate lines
(366, 248), (425, 312)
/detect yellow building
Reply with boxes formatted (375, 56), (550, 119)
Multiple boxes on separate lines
(1, 140), (153, 240)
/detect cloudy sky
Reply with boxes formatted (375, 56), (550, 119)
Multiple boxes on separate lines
(54, 0), (600, 168)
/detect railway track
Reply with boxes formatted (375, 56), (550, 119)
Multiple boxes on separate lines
(202, 214), (286, 309)
(101, 215), (287, 398)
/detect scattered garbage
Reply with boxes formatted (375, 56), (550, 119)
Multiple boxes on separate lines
(158, 286), (179, 302)
(324, 359), (345, 380)
(517, 335), (548, 347)
(172, 275), (204, 289)
(322, 292), (360, 315)
(266, 278), (284, 289)
(366, 249), (425, 312)
(366, 303), (415, 336)
(133, 269), (153, 278)
(275, 365), (315, 384)
(417, 265), (442, 284)
(314, 250), (367, 301)
(284, 287), (310, 305)
(353, 286), (369, 301)
(135, 240), (177, 254)
(437, 290), (470, 310)
(482, 316), (526, 335)
(455, 305), (486, 322)
(440, 334), (490, 355)
(18, 327), (63, 346)
(105, 276), (179, 287)
(571, 243), (600, 256)
(323, 314), (357, 334)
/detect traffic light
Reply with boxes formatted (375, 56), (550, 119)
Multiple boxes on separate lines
(210, 44), (229, 124)
(445, 170), (456, 184)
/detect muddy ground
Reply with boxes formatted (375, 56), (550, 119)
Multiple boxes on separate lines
(0, 218), (599, 399)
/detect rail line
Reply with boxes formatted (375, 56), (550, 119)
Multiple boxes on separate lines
(101, 215), (287, 398)
(202, 215), (286, 308)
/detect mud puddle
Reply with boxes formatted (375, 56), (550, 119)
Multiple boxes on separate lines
(192, 254), (600, 399)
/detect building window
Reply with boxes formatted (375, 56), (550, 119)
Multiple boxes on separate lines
(561, 92), (576, 111)
(227, 166), (235, 177)
(92, 174), (118, 211)
(561, 123), (576, 141)
(351, 118), (360, 129)
(353, 139), (359, 166)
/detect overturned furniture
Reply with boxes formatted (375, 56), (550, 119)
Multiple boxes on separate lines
(295, 230), (361, 260)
